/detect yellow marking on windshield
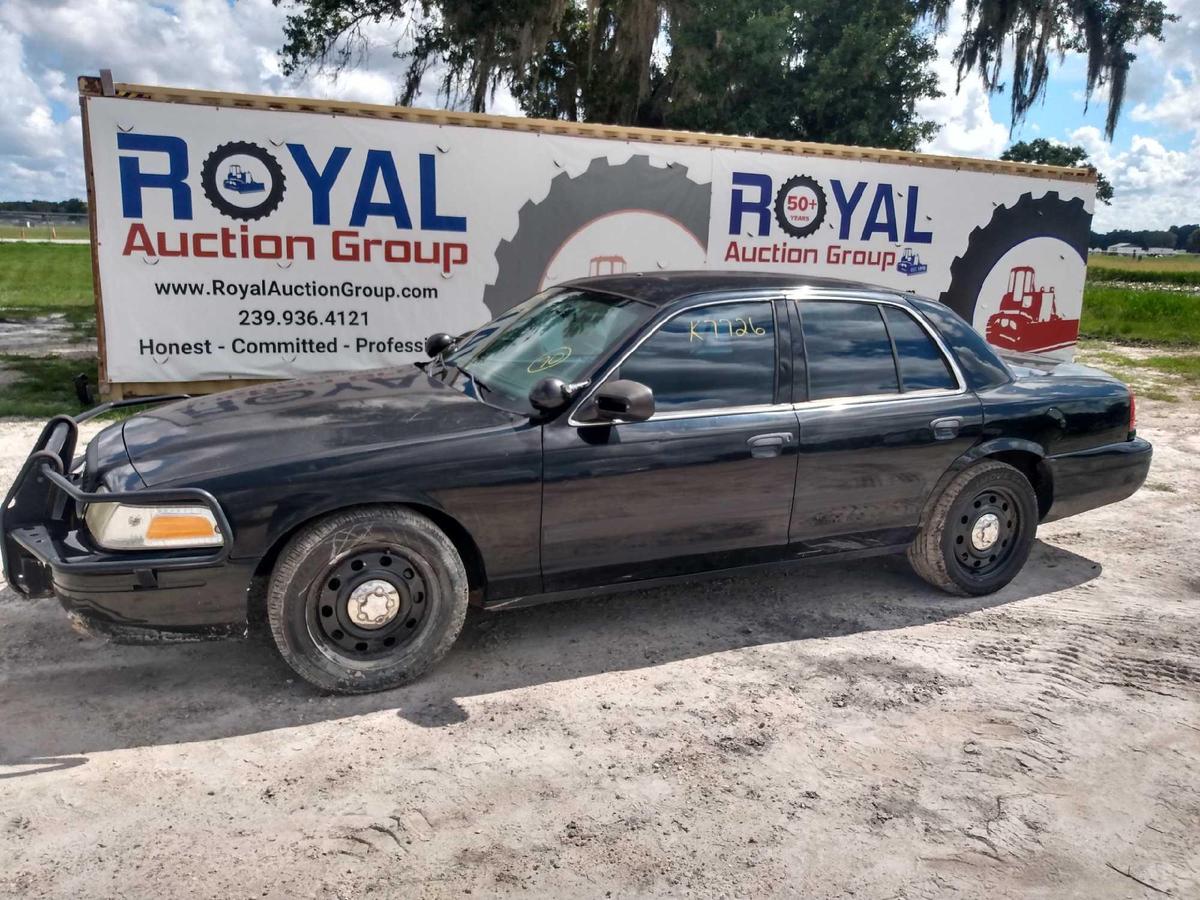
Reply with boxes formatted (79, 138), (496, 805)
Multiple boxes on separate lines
(527, 346), (573, 373)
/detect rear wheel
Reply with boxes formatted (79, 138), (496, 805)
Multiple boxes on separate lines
(908, 461), (1038, 596)
(267, 506), (468, 693)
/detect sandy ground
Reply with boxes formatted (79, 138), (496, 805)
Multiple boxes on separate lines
(1, 396), (1198, 899)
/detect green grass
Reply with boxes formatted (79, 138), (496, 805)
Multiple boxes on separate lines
(0, 354), (98, 418)
(0, 243), (94, 309)
(0, 243), (101, 415)
(1089, 349), (1200, 381)
(1088, 253), (1200, 273)
(1087, 266), (1200, 287)
(1080, 346), (1200, 404)
(1131, 354), (1200, 381)
(1087, 253), (1200, 287)
(1079, 284), (1200, 346)
(0, 224), (90, 240)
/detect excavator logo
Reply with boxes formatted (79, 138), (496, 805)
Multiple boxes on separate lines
(985, 265), (1079, 353)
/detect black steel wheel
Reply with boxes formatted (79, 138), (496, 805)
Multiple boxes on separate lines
(268, 507), (469, 693)
(908, 460), (1038, 596)
(948, 486), (1020, 579)
(308, 547), (432, 660)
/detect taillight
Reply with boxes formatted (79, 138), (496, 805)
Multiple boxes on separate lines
(1129, 390), (1137, 437)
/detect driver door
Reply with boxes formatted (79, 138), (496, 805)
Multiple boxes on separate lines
(540, 298), (799, 591)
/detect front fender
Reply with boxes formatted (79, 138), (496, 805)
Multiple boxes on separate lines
(230, 484), (455, 563)
(206, 421), (544, 600)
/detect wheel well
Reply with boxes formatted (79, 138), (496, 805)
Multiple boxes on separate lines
(248, 502), (488, 623)
(987, 450), (1053, 520)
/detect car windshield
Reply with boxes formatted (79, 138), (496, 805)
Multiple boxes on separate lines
(441, 287), (648, 410)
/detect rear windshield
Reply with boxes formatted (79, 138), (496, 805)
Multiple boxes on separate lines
(908, 298), (1012, 391)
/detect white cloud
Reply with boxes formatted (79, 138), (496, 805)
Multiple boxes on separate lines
(0, 0), (480, 200)
(916, 73), (1009, 159)
(1072, 126), (1200, 230)
(916, 4), (1009, 159)
(1131, 68), (1199, 134)
(916, 0), (1200, 230)
(1127, 0), (1200, 132)
(1078, 0), (1200, 228)
(0, 21), (81, 198)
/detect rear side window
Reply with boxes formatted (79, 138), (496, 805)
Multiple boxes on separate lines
(799, 301), (898, 401)
(617, 300), (776, 412)
(882, 307), (957, 391)
(909, 297), (1011, 390)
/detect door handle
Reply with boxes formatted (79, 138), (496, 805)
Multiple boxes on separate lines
(747, 432), (794, 458)
(930, 417), (961, 440)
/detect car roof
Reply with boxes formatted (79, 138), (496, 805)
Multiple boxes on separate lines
(560, 270), (907, 307)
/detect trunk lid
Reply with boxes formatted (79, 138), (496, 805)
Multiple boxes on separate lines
(998, 349), (1122, 383)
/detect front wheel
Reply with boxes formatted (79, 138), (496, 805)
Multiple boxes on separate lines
(907, 461), (1038, 596)
(267, 506), (469, 693)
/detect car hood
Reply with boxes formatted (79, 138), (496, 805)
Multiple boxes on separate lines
(121, 366), (524, 486)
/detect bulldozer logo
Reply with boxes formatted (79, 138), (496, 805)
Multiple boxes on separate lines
(896, 247), (927, 276)
(200, 141), (287, 222)
(939, 192), (1090, 355)
(983, 265), (1078, 353)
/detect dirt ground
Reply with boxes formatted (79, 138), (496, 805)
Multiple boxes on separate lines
(1, 394), (1198, 899)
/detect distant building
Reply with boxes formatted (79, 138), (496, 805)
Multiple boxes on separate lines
(1092, 242), (1184, 257)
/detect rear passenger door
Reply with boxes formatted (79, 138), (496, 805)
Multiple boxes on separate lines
(788, 296), (983, 549)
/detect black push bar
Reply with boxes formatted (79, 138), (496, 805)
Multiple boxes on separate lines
(1, 396), (234, 592)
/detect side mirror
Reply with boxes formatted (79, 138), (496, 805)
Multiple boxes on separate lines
(424, 332), (456, 358)
(594, 379), (654, 422)
(529, 376), (569, 412)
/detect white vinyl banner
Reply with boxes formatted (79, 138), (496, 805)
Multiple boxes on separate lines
(85, 95), (1095, 384)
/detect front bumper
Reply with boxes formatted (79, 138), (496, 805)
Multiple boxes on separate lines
(1042, 435), (1153, 523)
(1, 402), (248, 640)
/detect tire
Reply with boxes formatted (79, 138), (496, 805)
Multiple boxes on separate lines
(938, 191), (1090, 325)
(481, 154), (711, 318)
(907, 461), (1038, 596)
(267, 506), (469, 693)
(200, 141), (287, 222)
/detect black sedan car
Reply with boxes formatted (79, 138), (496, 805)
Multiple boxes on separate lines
(2, 272), (1151, 693)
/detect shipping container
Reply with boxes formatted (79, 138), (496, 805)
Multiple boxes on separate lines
(78, 75), (1096, 398)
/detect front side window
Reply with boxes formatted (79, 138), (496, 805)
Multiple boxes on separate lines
(616, 301), (777, 412)
(800, 300), (898, 401)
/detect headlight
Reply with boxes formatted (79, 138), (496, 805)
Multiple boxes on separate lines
(84, 502), (224, 550)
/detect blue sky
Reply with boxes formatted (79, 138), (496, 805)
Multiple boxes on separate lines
(1, 0), (1196, 232)
(915, 0), (1199, 230)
